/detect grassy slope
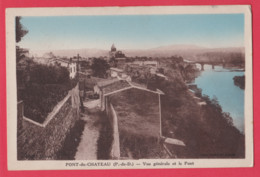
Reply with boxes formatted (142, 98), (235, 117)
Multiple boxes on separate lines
(110, 88), (160, 138)
(110, 88), (168, 159)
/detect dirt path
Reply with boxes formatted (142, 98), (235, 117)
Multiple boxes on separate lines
(74, 107), (102, 160)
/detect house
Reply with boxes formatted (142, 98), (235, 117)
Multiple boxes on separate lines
(131, 61), (144, 66)
(110, 67), (124, 78)
(115, 57), (127, 68)
(95, 78), (164, 113)
(69, 62), (77, 79)
(110, 67), (132, 82)
(50, 58), (77, 79)
(50, 58), (68, 67)
(143, 61), (158, 68)
(94, 79), (131, 110)
(103, 80), (164, 138)
(102, 80), (165, 159)
(130, 60), (158, 67)
(94, 78), (119, 95)
(92, 78), (166, 159)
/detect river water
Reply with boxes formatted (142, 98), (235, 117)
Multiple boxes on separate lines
(194, 64), (244, 132)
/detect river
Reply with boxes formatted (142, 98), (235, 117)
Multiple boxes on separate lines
(194, 64), (244, 133)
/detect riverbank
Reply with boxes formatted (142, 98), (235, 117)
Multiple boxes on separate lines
(193, 64), (245, 132)
(152, 58), (245, 158)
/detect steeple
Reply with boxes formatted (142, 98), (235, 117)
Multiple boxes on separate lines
(111, 43), (116, 52)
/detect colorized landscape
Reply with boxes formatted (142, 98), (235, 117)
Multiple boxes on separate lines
(16, 13), (245, 160)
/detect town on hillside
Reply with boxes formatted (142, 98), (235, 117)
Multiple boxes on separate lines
(17, 43), (245, 160)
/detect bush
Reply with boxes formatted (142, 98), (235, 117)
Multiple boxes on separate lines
(23, 84), (71, 123)
(20, 63), (78, 123)
(233, 75), (245, 90)
(30, 64), (70, 84)
(91, 58), (110, 78)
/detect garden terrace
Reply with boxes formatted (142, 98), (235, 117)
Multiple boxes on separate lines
(109, 88), (160, 138)
(108, 88), (163, 158)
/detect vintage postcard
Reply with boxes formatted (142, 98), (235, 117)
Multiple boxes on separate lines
(6, 5), (253, 170)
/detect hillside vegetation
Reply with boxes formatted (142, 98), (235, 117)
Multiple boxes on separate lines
(122, 56), (245, 158)
(17, 62), (77, 123)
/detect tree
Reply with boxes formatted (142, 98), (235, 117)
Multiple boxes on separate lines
(91, 58), (110, 78)
(29, 64), (70, 85)
(16, 16), (28, 43)
(109, 57), (117, 67)
(16, 16), (28, 63)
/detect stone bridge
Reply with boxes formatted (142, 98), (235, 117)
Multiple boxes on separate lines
(189, 61), (226, 71)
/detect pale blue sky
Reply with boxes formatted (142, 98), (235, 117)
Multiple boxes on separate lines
(18, 14), (244, 50)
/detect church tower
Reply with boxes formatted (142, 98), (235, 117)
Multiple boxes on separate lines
(111, 43), (117, 52)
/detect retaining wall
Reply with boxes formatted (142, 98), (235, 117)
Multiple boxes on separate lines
(105, 97), (120, 159)
(17, 87), (80, 160)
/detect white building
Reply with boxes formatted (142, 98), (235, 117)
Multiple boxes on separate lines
(69, 62), (77, 79)
(110, 67), (132, 82)
(51, 58), (77, 79)
(143, 61), (158, 68)
(110, 67), (124, 78)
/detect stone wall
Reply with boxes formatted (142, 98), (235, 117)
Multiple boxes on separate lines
(105, 97), (120, 159)
(17, 97), (80, 160)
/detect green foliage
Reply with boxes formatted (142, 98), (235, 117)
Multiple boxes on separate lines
(91, 58), (110, 78)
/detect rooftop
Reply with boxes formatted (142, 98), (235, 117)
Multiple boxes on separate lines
(115, 57), (126, 60)
(97, 78), (164, 96)
(110, 67), (124, 72)
(96, 78), (119, 88)
(102, 80), (131, 95)
(144, 61), (158, 65)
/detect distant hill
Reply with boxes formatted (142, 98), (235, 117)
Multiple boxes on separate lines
(31, 48), (109, 58)
(123, 45), (244, 61)
(30, 44), (245, 62)
(151, 44), (207, 51)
